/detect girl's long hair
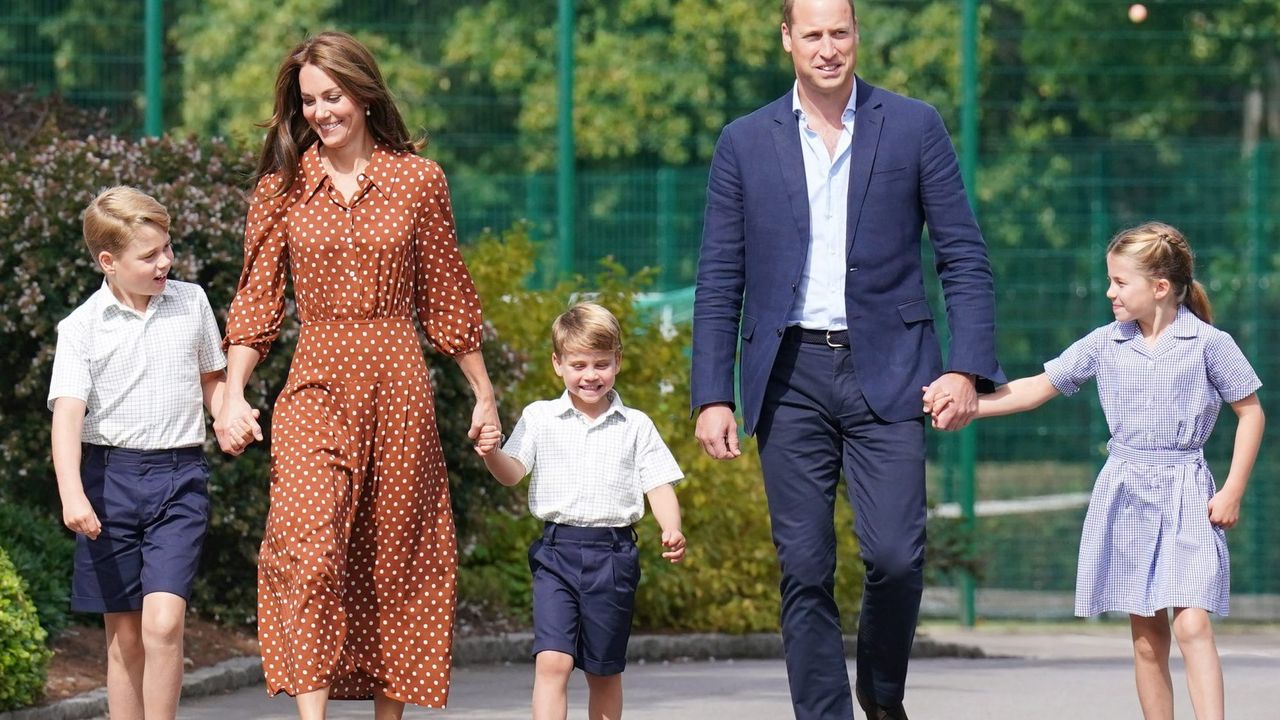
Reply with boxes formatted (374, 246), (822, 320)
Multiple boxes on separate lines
(1106, 221), (1212, 324)
(252, 31), (423, 196)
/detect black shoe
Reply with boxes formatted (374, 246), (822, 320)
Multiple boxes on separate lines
(855, 684), (909, 720)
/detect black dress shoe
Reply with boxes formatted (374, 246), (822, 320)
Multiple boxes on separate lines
(855, 684), (910, 720)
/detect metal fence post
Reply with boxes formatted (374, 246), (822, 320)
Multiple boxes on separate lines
(957, 0), (980, 628)
(556, 0), (576, 278)
(143, 0), (163, 137)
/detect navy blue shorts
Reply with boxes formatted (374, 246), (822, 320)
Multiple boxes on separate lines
(71, 444), (210, 614)
(529, 523), (640, 676)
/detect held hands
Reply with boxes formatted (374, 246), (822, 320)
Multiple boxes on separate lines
(61, 492), (101, 540)
(467, 397), (501, 456)
(921, 373), (979, 430)
(695, 403), (741, 460)
(214, 394), (263, 456)
(1208, 487), (1243, 529)
(660, 529), (687, 563)
(474, 423), (503, 456)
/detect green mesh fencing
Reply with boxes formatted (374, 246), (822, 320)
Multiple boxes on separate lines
(3, 0), (1278, 620)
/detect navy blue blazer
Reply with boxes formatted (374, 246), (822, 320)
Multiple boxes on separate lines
(691, 77), (1006, 435)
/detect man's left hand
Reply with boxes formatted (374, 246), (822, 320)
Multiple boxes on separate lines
(923, 372), (978, 431)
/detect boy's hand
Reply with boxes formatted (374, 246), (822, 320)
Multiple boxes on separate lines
(660, 529), (686, 563)
(62, 493), (101, 540)
(473, 423), (503, 456)
(217, 402), (262, 456)
(1208, 487), (1243, 528)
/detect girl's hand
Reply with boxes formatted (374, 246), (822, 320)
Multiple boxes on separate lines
(468, 397), (500, 449)
(62, 493), (101, 540)
(922, 385), (956, 428)
(661, 529), (686, 563)
(216, 396), (262, 456)
(1208, 488), (1243, 528)
(473, 423), (503, 456)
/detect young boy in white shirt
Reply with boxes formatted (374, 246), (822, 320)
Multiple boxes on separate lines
(475, 301), (685, 720)
(47, 186), (259, 720)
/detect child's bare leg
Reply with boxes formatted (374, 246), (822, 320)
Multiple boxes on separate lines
(141, 592), (187, 720)
(1172, 607), (1224, 720)
(1130, 612), (1174, 720)
(295, 686), (330, 720)
(585, 671), (623, 720)
(532, 650), (575, 720)
(373, 688), (406, 720)
(105, 610), (145, 720)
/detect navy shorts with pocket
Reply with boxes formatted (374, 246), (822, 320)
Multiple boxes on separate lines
(71, 444), (210, 613)
(529, 522), (640, 676)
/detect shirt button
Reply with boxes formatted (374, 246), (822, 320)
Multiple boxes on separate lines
(1147, 361), (1155, 369)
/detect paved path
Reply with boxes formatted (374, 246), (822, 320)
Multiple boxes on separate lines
(148, 625), (1280, 719)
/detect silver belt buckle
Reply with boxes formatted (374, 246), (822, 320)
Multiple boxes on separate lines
(826, 329), (842, 348)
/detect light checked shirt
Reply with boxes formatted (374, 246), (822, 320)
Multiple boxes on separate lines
(48, 279), (227, 449)
(787, 81), (857, 331)
(502, 390), (684, 527)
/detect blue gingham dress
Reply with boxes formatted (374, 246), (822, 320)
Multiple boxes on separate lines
(1044, 306), (1261, 617)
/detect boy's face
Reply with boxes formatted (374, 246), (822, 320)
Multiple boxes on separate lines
(99, 223), (173, 309)
(553, 348), (621, 414)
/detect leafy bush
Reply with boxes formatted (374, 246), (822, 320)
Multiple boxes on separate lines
(0, 505), (76, 639)
(0, 545), (51, 710)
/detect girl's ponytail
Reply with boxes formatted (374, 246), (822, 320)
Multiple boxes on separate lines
(1183, 279), (1213, 324)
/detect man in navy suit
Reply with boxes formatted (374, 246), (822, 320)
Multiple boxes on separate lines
(691, 1), (1005, 718)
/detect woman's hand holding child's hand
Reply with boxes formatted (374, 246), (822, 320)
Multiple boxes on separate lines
(473, 423), (502, 456)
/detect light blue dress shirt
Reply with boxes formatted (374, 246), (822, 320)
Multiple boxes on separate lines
(787, 82), (857, 331)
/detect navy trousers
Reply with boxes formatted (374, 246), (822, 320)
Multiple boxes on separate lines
(756, 334), (927, 720)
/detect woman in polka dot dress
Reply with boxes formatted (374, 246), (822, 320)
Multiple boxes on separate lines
(215, 32), (499, 719)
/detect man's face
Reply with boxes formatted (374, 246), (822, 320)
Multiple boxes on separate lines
(782, 0), (858, 101)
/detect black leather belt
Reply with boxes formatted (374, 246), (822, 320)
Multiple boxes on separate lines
(785, 326), (850, 348)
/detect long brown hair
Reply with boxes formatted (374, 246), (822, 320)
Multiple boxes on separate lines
(253, 31), (423, 196)
(1106, 221), (1213, 324)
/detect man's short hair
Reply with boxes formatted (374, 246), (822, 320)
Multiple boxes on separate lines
(782, 0), (856, 26)
(552, 302), (623, 356)
(81, 186), (170, 260)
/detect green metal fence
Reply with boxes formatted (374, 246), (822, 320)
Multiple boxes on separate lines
(4, 0), (1278, 620)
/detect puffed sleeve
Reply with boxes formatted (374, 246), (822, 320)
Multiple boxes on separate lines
(1205, 329), (1262, 403)
(223, 175), (292, 360)
(1043, 326), (1108, 397)
(413, 161), (483, 356)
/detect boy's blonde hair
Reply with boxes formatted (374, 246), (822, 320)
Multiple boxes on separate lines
(552, 302), (623, 356)
(81, 186), (171, 262)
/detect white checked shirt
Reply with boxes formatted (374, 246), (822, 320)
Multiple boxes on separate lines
(502, 391), (684, 527)
(48, 280), (227, 449)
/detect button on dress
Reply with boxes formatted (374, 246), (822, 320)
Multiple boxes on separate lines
(1044, 307), (1261, 617)
(224, 143), (482, 706)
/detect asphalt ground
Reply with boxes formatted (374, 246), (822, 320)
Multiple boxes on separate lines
(103, 623), (1280, 719)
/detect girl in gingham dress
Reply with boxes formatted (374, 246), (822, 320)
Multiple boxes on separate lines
(927, 222), (1263, 720)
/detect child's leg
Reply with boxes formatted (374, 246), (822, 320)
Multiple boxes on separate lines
(533, 650), (575, 720)
(140, 591), (187, 720)
(1172, 607), (1224, 720)
(1130, 612), (1174, 720)
(585, 672), (623, 720)
(105, 610), (145, 720)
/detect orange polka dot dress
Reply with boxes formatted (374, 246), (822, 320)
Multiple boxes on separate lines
(224, 143), (481, 707)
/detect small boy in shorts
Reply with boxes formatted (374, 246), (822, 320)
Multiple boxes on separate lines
(47, 186), (258, 720)
(475, 301), (686, 720)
